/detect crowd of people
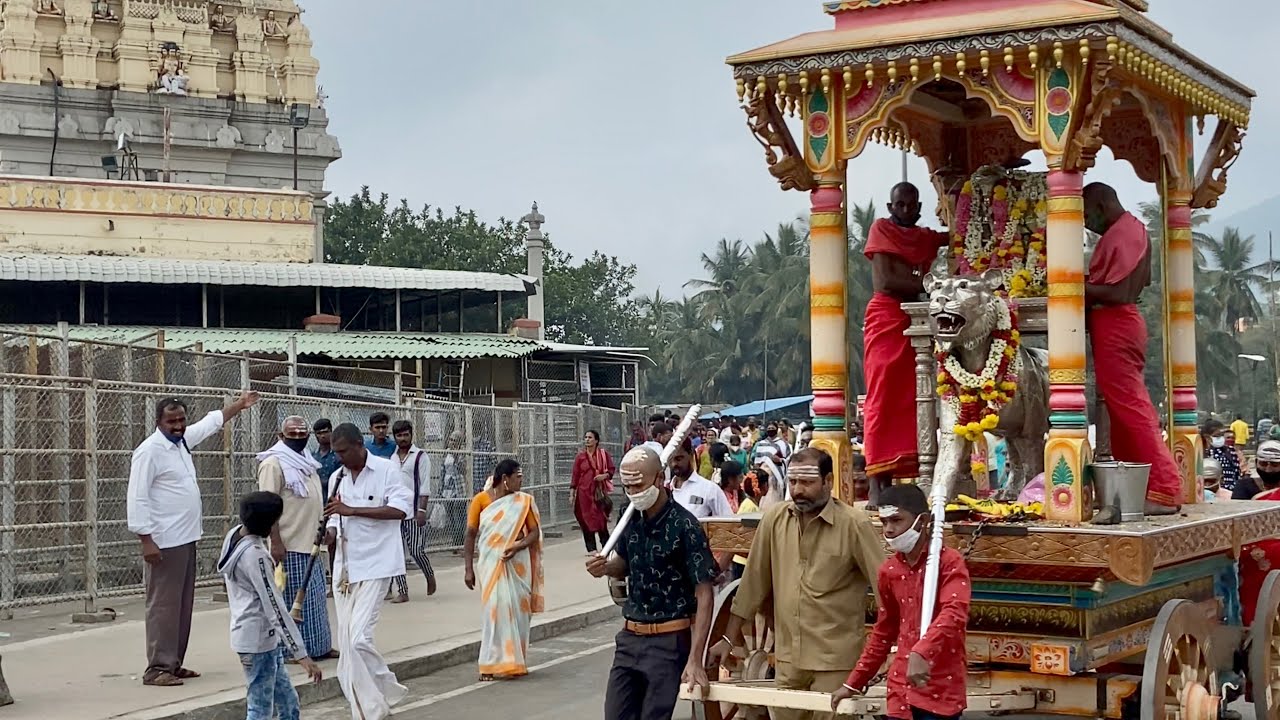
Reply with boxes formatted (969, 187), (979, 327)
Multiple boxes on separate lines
(127, 395), (543, 720)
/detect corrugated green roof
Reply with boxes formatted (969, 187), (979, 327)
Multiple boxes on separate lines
(0, 326), (543, 361)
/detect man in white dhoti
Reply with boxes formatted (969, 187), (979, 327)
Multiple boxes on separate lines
(323, 423), (413, 720)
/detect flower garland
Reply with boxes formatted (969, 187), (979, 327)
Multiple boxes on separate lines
(951, 168), (1049, 298)
(935, 299), (1022, 443)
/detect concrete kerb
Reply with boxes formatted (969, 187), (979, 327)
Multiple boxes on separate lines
(109, 598), (620, 720)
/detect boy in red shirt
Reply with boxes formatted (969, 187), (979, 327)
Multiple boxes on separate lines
(831, 483), (970, 720)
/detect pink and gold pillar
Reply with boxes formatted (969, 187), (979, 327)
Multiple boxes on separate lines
(1166, 191), (1202, 504)
(1043, 170), (1093, 523)
(808, 167), (855, 500)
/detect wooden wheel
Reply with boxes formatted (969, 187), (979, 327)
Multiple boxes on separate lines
(1140, 599), (1220, 720)
(1249, 570), (1280, 720)
(699, 580), (775, 720)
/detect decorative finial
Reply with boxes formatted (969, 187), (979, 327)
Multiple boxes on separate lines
(522, 203), (545, 241)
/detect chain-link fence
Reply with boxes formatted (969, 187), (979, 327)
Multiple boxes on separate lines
(0, 329), (650, 612)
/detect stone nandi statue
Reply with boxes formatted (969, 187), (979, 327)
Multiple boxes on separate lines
(926, 268), (1049, 501)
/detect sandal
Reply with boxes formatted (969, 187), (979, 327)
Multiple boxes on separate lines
(143, 672), (184, 687)
(478, 674), (495, 682)
(174, 668), (201, 679)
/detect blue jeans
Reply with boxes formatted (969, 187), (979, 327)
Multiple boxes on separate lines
(239, 647), (299, 720)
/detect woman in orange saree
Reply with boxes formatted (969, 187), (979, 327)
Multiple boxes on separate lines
(463, 458), (544, 681)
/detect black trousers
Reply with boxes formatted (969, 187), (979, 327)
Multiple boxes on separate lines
(604, 628), (691, 720)
(581, 527), (609, 553)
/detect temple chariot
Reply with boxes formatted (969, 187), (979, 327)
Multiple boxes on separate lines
(662, 1), (1280, 718)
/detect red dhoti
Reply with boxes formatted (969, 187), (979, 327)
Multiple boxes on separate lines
(863, 291), (919, 479)
(1088, 304), (1181, 506)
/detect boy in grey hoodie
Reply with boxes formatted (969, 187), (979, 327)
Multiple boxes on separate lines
(218, 491), (322, 720)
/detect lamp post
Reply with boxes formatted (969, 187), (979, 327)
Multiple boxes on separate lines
(288, 102), (310, 191)
(1240, 353), (1266, 425)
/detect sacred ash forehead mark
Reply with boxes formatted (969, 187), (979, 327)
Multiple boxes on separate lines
(786, 464), (823, 480)
(877, 505), (901, 519)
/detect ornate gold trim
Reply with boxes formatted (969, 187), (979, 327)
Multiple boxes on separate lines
(811, 293), (845, 308)
(1047, 283), (1085, 298)
(812, 373), (846, 389)
(810, 214), (846, 228)
(1047, 197), (1084, 212)
(1171, 372), (1197, 388)
(1049, 369), (1087, 383)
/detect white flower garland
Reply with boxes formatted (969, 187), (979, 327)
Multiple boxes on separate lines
(937, 299), (1022, 418)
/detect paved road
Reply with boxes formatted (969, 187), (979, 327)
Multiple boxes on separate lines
(305, 620), (1260, 720)
(306, 620), (626, 720)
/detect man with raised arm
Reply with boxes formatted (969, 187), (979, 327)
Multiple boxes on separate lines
(863, 182), (950, 503)
(1083, 182), (1180, 514)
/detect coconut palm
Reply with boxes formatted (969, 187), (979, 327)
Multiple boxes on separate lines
(1199, 227), (1268, 333)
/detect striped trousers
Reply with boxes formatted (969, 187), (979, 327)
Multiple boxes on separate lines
(391, 519), (434, 598)
(282, 551), (332, 659)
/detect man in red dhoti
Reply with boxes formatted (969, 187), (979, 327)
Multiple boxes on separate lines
(1084, 183), (1180, 514)
(863, 182), (949, 503)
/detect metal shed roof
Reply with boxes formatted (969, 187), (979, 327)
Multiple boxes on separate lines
(0, 254), (536, 294)
(1, 326), (545, 361)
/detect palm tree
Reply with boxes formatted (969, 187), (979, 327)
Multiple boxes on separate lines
(1199, 227), (1268, 333)
(1137, 200), (1213, 268)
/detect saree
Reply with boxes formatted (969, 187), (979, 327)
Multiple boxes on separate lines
(476, 491), (545, 677)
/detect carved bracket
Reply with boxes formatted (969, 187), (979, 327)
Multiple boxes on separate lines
(744, 91), (816, 193)
(1065, 60), (1122, 173)
(1191, 120), (1244, 210)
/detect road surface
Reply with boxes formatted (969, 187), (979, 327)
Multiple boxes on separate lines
(305, 620), (1259, 720)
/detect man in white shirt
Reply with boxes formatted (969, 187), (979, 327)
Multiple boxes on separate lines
(667, 439), (734, 519)
(127, 390), (259, 687)
(324, 423), (413, 720)
(389, 419), (435, 603)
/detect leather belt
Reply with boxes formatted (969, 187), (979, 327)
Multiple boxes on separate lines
(624, 618), (692, 636)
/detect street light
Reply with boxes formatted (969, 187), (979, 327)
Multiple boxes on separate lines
(1240, 353), (1266, 424)
(288, 102), (311, 191)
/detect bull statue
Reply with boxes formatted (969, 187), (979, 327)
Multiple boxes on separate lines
(925, 268), (1049, 501)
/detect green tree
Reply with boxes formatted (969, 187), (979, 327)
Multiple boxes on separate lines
(324, 187), (640, 347)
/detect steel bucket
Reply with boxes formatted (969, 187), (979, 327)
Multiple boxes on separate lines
(1090, 461), (1151, 523)
(608, 577), (628, 607)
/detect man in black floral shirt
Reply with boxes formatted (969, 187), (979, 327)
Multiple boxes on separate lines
(587, 445), (718, 720)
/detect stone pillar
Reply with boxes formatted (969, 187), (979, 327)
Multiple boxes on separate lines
(521, 203), (546, 340)
(58, 2), (101, 89)
(282, 20), (319, 106)
(1044, 170), (1092, 523)
(0, 0), (42, 85)
(184, 27), (220, 99)
(1166, 192), (1202, 505)
(807, 168), (855, 500)
(113, 9), (153, 94)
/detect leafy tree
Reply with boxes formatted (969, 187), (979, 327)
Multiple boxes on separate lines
(324, 187), (639, 347)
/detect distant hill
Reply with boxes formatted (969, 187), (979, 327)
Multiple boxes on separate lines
(1205, 194), (1280, 264)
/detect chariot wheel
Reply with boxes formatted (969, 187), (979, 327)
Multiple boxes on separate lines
(1249, 570), (1280, 720)
(1140, 599), (1220, 720)
(699, 579), (775, 720)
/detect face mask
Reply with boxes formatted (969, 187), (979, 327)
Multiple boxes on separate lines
(283, 437), (309, 453)
(886, 517), (924, 554)
(1210, 436), (1226, 449)
(1259, 470), (1280, 488)
(627, 485), (661, 512)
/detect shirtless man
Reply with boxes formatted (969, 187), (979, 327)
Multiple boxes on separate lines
(1084, 183), (1180, 515)
(862, 182), (950, 504)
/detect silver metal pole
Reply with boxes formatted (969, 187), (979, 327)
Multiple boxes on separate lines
(84, 382), (98, 612)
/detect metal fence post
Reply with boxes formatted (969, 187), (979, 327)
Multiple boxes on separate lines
(545, 408), (556, 521)
(84, 382), (98, 613)
(1, 387), (15, 610)
(393, 360), (403, 404)
(54, 323), (72, 593)
(287, 336), (298, 396)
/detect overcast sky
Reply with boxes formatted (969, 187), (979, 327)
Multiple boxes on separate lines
(305, 0), (1278, 295)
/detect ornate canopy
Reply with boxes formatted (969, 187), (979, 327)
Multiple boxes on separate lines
(727, 0), (1253, 208)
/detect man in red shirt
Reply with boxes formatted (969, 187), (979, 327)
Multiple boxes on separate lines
(863, 183), (950, 504)
(1083, 183), (1180, 514)
(831, 483), (969, 720)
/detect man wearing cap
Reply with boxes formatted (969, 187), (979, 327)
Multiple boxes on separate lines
(1233, 439), (1280, 500)
(586, 446), (718, 720)
(709, 448), (885, 720)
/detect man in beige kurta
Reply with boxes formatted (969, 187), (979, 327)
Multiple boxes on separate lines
(708, 447), (885, 720)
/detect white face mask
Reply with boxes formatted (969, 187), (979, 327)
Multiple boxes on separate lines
(1210, 436), (1226, 449)
(885, 516), (924, 554)
(627, 485), (661, 512)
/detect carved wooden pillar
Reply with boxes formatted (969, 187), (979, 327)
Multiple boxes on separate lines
(807, 167), (854, 500)
(1044, 169), (1092, 523)
(910, 322), (939, 494)
(1166, 191), (1202, 504)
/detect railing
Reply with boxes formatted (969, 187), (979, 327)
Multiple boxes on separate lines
(0, 328), (651, 612)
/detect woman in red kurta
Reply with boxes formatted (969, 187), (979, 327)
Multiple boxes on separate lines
(570, 430), (615, 552)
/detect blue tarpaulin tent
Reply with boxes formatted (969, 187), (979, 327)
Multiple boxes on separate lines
(700, 394), (813, 420)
